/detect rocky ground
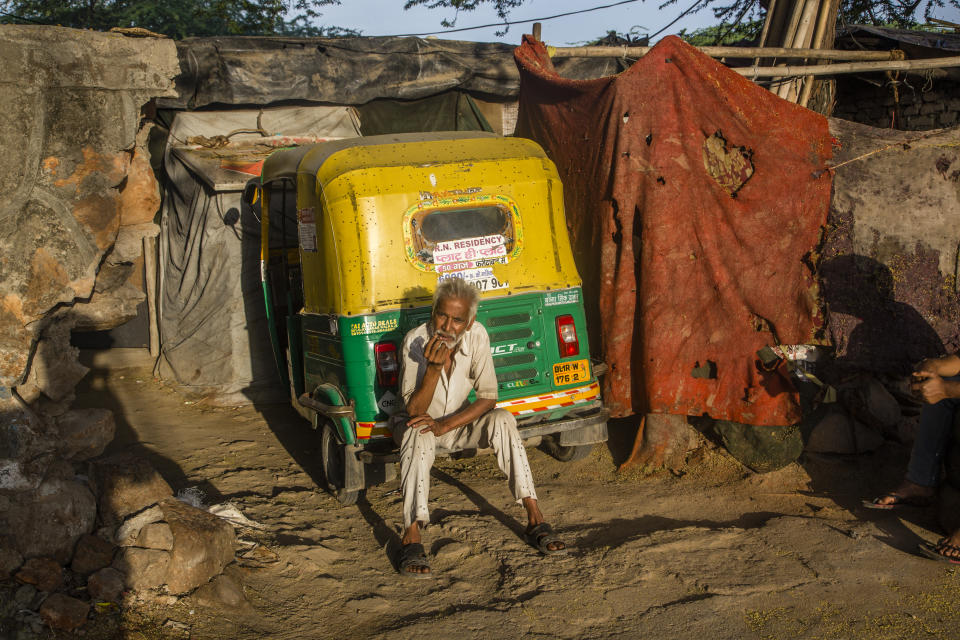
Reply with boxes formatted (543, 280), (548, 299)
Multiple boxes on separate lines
(29, 352), (960, 639)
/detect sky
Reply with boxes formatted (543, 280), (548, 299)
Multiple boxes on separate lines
(314, 0), (960, 46)
(313, 0), (720, 46)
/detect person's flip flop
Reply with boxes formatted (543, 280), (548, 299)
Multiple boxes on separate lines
(861, 493), (933, 510)
(918, 539), (960, 564)
(525, 523), (567, 555)
(398, 542), (432, 579)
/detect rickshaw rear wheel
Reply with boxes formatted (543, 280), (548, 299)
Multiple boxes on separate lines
(541, 435), (594, 462)
(320, 422), (360, 505)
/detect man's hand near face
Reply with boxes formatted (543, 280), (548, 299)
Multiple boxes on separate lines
(423, 334), (451, 372)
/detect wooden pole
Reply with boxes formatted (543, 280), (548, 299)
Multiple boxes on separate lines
(758, 0), (778, 48)
(778, 0), (820, 100)
(755, 0), (778, 67)
(143, 235), (160, 359)
(532, 22), (541, 42)
(797, 0), (840, 107)
(734, 55), (960, 77)
(549, 45), (898, 61)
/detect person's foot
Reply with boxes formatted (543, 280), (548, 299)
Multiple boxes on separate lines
(919, 529), (960, 564)
(522, 497), (565, 552)
(400, 523), (430, 575)
(864, 480), (935, 509)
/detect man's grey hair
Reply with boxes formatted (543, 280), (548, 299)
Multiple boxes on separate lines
(433, 278), (480, 319)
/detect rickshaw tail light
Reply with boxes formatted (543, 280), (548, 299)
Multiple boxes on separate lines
(555, 315), (579, 358)
(374, 341), (399, 387)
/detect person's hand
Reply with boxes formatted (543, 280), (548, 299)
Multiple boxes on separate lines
(915, 358), (942, 375)
(407, 414), (451, 436)
(424, 334), (451, 370)
(912, 370), (948, 404)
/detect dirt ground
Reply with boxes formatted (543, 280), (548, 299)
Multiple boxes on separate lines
(67, 351), (960, 640)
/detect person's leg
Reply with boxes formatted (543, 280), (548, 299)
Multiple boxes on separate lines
(396, 423), (437, 573)
(906, 392), (960, 488)
(470, 409), (564, 551)
(871, 387), (960, 507)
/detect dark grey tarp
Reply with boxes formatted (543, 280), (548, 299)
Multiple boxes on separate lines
(158, 106), (361, 404)
(357, 92), (493, 136)
(160, 36), (629, 110)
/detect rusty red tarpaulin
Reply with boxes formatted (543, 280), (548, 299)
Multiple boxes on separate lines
(514, 35), (832, 426)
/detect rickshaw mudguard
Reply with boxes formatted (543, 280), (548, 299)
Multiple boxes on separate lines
(309, 383), (357, 446)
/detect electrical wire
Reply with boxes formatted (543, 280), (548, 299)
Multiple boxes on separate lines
(646, 0), (705, 40)
(370, 0), (643, 37)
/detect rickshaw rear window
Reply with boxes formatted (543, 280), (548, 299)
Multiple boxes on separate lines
(405, 199), (521, 270)
(419, 207), (506, 242)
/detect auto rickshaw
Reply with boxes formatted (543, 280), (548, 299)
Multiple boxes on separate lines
(249, 131), (608, 504)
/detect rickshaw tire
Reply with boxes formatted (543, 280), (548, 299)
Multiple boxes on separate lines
(541, 435), (594, 462)
(320, 421), (361, 505)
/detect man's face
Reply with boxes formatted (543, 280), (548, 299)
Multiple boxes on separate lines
(431, 295), (474, 347)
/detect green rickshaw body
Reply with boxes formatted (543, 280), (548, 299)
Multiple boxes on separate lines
(258, 132), (607, 461)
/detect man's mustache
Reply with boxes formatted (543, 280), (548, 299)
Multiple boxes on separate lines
(434, 328), (462, 344)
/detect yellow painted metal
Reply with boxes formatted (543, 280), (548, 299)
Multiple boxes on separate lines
(284, 134), (581, 316)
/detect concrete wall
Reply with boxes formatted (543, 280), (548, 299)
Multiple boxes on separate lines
(0, 24), (177, 562)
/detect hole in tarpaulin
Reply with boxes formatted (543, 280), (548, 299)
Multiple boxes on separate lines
(691, 360), (717, 379)
(703, 131), (754, 197)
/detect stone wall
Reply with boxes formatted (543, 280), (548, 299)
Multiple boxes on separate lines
(832, 74), (960, 131)
(0, 23), (177, 576)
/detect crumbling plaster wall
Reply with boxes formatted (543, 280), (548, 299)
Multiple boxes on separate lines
(0, 25), (178, 559)
(823, 118), (960, 376)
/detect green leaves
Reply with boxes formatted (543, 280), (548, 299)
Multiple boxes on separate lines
(0, 0), (351, 38)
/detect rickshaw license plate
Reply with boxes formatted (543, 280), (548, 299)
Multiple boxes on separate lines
(553, 359), (589, 386)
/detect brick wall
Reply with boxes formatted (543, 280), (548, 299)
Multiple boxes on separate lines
(832, 75), (960, 131)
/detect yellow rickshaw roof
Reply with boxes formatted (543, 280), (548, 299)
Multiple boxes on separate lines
(262, 132), (552, 186)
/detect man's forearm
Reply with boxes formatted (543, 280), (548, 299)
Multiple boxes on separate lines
(439, 398), (497, 433)
(405, 365), (442, 416)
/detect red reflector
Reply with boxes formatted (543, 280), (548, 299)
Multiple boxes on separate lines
(374, 341), (399, 387)
(555, 315), (579, 358)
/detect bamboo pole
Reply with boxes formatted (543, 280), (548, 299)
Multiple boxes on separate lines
(755, 0), (778, 67)
(143, 235), (160, 359)
(797, 0), (840, 107)
(549, 45), (898, 60)
(779, 0), (821, 100)
(734, 55), (960, 77)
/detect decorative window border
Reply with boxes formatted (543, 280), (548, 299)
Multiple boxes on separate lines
(402, 194), (524, 273)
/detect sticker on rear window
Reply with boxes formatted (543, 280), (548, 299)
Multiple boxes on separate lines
(298, 207), (317, 252)
(544, 290), (580, 306)
(403, 194), (524, 272)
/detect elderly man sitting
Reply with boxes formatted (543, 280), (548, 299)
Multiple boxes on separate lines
(394, 278), (565, 577)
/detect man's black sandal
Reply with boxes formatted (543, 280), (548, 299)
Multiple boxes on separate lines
(918, 539), (960, 565)
(399, 542), (433, 579)
(525, 523), (567, 555)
